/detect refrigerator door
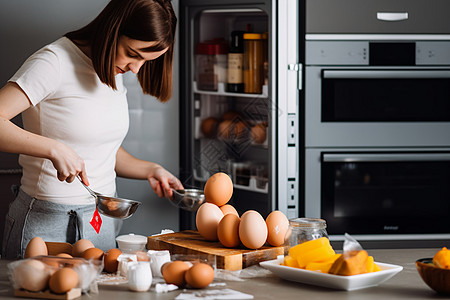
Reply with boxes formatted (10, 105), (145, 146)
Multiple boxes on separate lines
(276, 0), (300, 220)
(179, 0), (299, 229)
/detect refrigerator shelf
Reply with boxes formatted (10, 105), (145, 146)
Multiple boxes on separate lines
(234, 177), (268, 194)
(193, 169), (268, 194)
(193, 82), (268, 98)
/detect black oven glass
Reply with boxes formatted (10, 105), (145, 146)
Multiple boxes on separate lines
(322, 75), (450, 122)
(321, 155), (450, 235)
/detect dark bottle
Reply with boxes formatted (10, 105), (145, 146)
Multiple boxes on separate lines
(227, 31), (245, 93)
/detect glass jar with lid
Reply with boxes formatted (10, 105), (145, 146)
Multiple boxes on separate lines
(243, 33), (263, 94)
(286, 218), (328, 247)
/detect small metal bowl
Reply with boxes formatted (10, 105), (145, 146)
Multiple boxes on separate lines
(96, 195), (142, 219)
(168, 189), (205, 212)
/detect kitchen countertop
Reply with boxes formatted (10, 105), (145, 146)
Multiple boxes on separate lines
(0, 248), (443, 300)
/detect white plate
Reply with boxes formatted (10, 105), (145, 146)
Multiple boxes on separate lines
(259, 259), (403, 291)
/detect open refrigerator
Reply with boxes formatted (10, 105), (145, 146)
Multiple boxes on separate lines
(178, 0), (301, 229)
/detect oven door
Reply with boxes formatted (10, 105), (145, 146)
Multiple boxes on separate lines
(320, 152), (450, 237)
(305, 67), (450, 147)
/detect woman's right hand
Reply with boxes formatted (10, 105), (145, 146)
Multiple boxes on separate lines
(50, 142), (89, 185)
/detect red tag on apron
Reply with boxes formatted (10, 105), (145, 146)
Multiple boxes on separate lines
(90, 207), (102, 234)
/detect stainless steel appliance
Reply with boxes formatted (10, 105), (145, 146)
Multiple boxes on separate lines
(303, 0), (450, 246)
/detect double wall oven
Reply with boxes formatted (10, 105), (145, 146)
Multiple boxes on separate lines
(303, 0), (450, 246)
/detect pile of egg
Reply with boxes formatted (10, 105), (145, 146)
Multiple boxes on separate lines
(14, 237), (130, 294)
(161, 260), (214, 289)
(196, 172), (289, 249)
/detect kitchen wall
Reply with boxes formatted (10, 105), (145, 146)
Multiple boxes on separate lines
(0, 0), (180, 244)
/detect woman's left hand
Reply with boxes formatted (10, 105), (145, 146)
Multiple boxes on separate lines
(148, 166), (184, 198)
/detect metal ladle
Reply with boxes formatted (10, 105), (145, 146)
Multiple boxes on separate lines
(78, 177), (142, 219)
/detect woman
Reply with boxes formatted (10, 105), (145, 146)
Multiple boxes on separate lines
(0, 0), (182, 259)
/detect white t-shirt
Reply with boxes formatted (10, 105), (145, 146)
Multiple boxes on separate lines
(9, 37), (129, 205)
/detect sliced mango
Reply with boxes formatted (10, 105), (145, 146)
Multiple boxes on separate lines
(306, 254), (342, 273)
(283, 255), (299, 268)
(373, 263), (381, 272)
(329, 250), (369, 276)
(366, 255), (375, 273)
(296, 243), (336, 268)
(285, 236), (380, 276)
(288, 237), (330, 259)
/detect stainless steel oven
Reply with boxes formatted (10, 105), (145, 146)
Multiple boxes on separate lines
(302, 0), (450, 246)
(305, 41), (450, 148)
(305, 148), (450, 244)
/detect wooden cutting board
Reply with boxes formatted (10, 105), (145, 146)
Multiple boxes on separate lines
(147, 230), (287, 271)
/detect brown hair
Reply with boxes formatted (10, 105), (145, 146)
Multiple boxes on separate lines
(65, 0), (177, 102)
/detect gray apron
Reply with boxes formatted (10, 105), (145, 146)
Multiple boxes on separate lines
(2, 186), (122, 259)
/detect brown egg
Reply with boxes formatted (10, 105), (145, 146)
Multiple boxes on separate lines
(251, 123), (267, 144)
(266, 210), (289, 247)
(218, 120), (234, 139)
(24, 237), (48, 258)
(81, 247), (104, 261)
(239, 210), (268, 249)
(196, 203), (224, 241)
(56, 253), (73, 258)
(103, 248), (122, 273)
(72, 239), (94, 257)
(200, 117), (219, 138)
(41, 256), (61, 268)
(217, 214), (241, 248)
(204, 172), (233, 207)
(49, 267), (79, 294)
(222, 110), (241, 121)
(234, 121), (248, 139)
(162, 261), (191, 287)
(219, 204), (239, 217)
(13, 259), (51, 292)
(185, 263), (215, 289)
(160, 261), (172, 276)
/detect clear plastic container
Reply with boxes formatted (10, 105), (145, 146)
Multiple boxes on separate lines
(286, 218), (328, 247)
(195, 40), (228, 91)
(243, 33), (264, 94)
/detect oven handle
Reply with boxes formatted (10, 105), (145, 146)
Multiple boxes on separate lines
(322, 70), (450, 79)
(323, 153), (450, 162)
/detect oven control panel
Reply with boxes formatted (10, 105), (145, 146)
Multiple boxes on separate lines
(307, 41), (450, 66)
(417, 42), (450, 65)
(306, 41), (368, 65)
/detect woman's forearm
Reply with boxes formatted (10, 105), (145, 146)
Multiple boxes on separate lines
(115, 146), (160, 179)
(0, 116), (60, 160)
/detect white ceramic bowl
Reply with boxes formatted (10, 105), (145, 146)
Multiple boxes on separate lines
(116, 233), (147, 253)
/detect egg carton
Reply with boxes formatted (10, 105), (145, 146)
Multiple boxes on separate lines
(7, 256), (102, 297)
